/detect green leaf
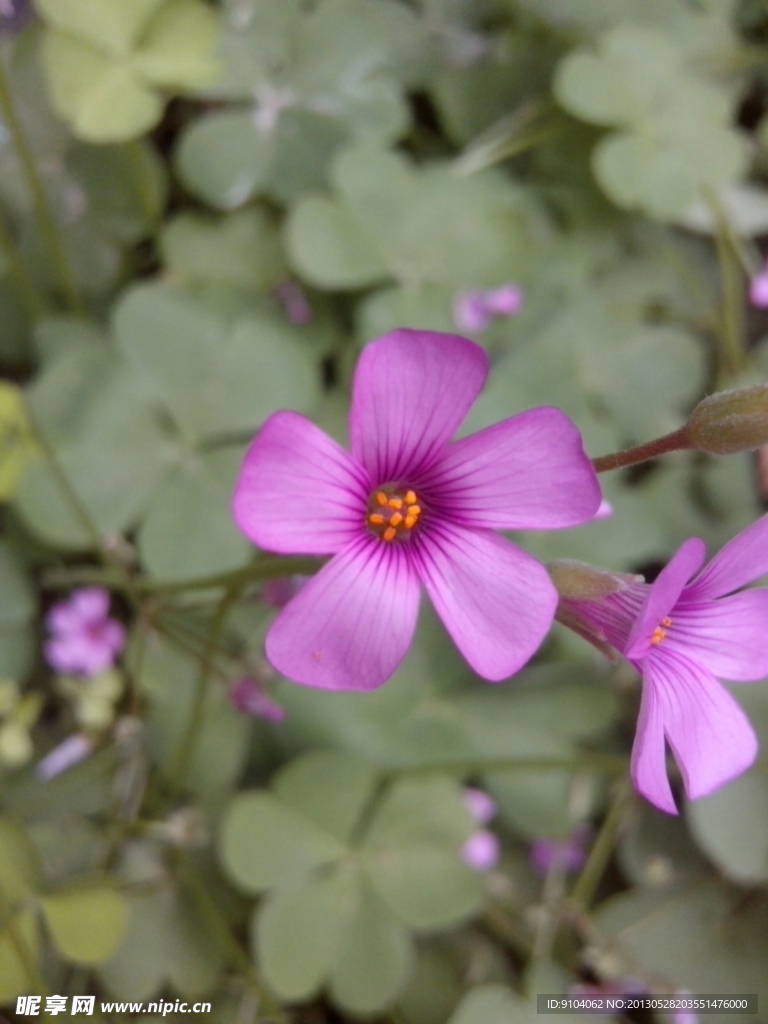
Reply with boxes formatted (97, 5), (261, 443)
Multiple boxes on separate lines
(131, 0), (221, 90)
(448, 985), (520, 1024)
(42, 887), (127, 964)
(137, 448), (250, 581)
(35, 0), (166, 56)
(273, 750), (379, 844)
(98, 886), (223, 999)
(255, 870), (348, 1001)
(220, 792), (345, 893)
(328, 870), (413, 1014)
(286, 195), (390, 289)
(687, 772), (768, 884)
(364, 777), (474, 852)
(43, 33), (163, 144)
(0, 910), (40, 1002)
(160, 208), (287, 290)
(364, 845), (483, 930)
(0, 817), (42, 901)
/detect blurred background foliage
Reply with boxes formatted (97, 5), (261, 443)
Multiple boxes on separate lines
(0, 0), (767, 1021)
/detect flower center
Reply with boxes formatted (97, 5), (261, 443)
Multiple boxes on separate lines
(367, 486), (422, 543)
(651, 616), (673, 645)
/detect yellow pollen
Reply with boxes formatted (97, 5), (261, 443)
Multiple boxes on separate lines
(369, 513), (384, 525)
(383, 526), (396, 542)
(404, 490), (417, 504)
(388, 498), (403, 509)
(390, 512), (404, 527)
(376, 491), (388, 506)
(407, 504), (421, 516)
(404, 515), (417, 529)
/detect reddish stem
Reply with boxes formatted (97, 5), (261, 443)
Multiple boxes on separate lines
(591, 427), (690, 474)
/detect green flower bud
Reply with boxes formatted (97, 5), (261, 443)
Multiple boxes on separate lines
(685, 385), (768, 455)
(547, 560), (641, 601)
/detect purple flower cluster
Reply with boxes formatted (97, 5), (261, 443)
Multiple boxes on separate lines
(45, 588), (125, 678)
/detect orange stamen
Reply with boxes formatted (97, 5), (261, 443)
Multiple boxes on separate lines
(662, 617), (672, 627)
(376, 491), (388, 506)
(383, 526), (396, 542)
(390, 512), (404, 527)
(407, 504), (421, 516)
(369, 513), (384, 525)
(388, 498), (403, 509)
(404, 490), (417, 504)
(651, 627), (667, 645)
(404, 515), (417, 529)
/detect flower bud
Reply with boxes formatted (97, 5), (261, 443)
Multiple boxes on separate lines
(685, 385), (768, 455)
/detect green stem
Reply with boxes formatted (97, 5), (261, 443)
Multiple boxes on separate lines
(43, 556), (324, 596)
(169, 585), (242, 795)
(0, 207), (45, 319)
(570, 780), (632, 910)
(0, 881), (48, 996)
(174, 852), (290, 1024)
(387, 754), (628, 777)
(591, 427), (690, 474)
(0, 54), (84, 315)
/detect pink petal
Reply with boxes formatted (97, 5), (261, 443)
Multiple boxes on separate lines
(666, 590), (768, 681)
(462, 830), (501, 872)
(71, 587), (111, 623)
(265, 537), (420, 690)
(644, 649), (758, 803)
(421, 407), (601, 530)
(686, 514), (768, 600)
(349, 329), (489, 484)
(631, 669), (678, 815)
(412, 523), (557, 681)
(233, 411), (369, 555)
(625, 539), (707, 660)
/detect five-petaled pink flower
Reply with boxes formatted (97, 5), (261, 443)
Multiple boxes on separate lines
(561, 518), (768, 813)
(45, 588), (126, 678)
(233, 329), (601, 690)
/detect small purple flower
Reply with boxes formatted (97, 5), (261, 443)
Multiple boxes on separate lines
(463, 786), (497, 825)
(561, 518), (768, 813)
(529, 825), (591, 875)
(45, 588), (126, 678)
(462, 829), (501, 872)
(36, 733), (93, 780)
(454, 284), (524, 333)
(750, 266), (768, 308)
(233, 329), (601, 690)
(274, 280), (312, 325)
(228, 677), (286, 722)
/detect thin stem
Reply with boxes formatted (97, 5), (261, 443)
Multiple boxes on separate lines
(169, 585), (243, 794)
(591, 427), (690, 474)
(570, 779), (632, 910)
(386, 754), (628, 777)
(530, 840), (569, 963)
(43, 556), (323, 596)
(0, 207), (45, 319)
(174, 851), (290, 1024)
(0, 881), (48, 996)
(0, 54), (84, 315)
(711, 201), (747, 379)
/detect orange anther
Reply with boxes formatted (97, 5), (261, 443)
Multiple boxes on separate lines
(388, 498), (403, 509)
(407, 504), (421, 516)
(383, 526), (396, 542)
(404, 490), (417, 504)
(376, 491), (388, 506)
(369, 513), (384, 525)
(404, 515), (417, 529)
(651, 627), (667, 645)
(390, 512), (404, 527)
(662, 617), (672, 627)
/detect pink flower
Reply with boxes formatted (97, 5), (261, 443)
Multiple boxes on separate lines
(561, 518), (768, 813)
(233, 329), (601, 690)
(454, 284), (524, 333)
(750, 267), (768, 308)
(462, 829), (501, 871)
(44, 588), (126, 678)
(228, 677), (286, 722)
(529, 825), (591, 875)
(463, 786), (497, 825)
